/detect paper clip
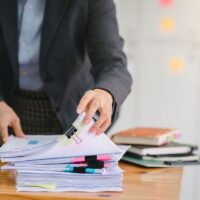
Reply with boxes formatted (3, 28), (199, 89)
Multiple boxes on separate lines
(57, 112), (99, 147)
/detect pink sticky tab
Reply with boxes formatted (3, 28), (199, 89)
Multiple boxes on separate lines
(79, 163), (87, 167)
(104, 163), (111, 168)
(97, 155), (111, 161)
(72, 157), (85, 163)
(159, 0), (174, 6)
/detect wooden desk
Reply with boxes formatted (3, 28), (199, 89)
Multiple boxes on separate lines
(0, 162), (182, 200)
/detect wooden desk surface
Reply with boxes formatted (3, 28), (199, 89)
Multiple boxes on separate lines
(0, 162), (182, 200)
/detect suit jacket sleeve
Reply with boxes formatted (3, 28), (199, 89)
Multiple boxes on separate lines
(0, 93), (4, 101)
(87, 0), (133, 121)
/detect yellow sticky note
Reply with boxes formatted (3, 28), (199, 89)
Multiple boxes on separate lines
(169, 57), (184, 73)
(23, 183), (56, 190)
(160, 17), (175, 32)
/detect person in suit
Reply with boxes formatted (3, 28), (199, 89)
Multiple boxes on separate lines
(0, 0), (132, 143)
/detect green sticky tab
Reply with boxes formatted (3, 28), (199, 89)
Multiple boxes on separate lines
(23, 183), (56, 190)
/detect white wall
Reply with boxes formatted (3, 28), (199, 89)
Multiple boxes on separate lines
(111, 0), (200, 146)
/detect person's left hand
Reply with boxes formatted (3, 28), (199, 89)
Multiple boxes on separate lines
(76, 89), (113, 135)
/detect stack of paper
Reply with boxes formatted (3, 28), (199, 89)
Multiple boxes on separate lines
(112, 127), (199, 167)
(0, 114), (128, 192)
(122, 143), (199, 167)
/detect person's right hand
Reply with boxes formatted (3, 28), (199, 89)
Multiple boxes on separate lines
(0, 101), (25, 143)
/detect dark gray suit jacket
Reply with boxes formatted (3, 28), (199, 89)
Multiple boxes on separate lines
(0, 0), (132, 129)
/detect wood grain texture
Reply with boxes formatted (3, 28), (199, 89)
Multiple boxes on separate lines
(0, 162), (182, 200)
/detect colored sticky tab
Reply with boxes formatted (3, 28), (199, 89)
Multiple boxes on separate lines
(28, 140), (38, 145)
(160, 17), (175, 32)
(23, 183), (56, 190)
(159, 0), (174, 6)
(64, 166), (95, 174)
(72, 156), (85, 163)
(85, 168), (95, 173)
(97, 155), (111, 161)
(169, 57), (184, 73)
(64, 167), (74, 172)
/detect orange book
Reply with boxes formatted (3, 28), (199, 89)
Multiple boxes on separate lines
(112, 127), (180, 146)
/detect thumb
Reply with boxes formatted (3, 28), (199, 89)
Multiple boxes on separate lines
(12, 118), (26, 137)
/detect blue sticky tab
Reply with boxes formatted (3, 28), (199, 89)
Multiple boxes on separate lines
(64, 167), (73, 172)
(85, 168), (95, 173)
(28, 140), (38, 145)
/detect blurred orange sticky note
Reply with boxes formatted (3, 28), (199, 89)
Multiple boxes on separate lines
(169, 57), (184, 73)
(159, 0), (174, 6)
(160, 17), (175, 32)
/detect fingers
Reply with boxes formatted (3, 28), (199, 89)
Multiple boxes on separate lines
(90, 110), (112, 134)
(0, 102), (25, 143)
(77, 89), (113, 135)
(83, 99), (100, 124)
(96, 119), (111, 135)
(0, 117), (25, 143)
(11, 118), (25, 138)
(0, 124), (9, 143)
(76, 90), (95, 114)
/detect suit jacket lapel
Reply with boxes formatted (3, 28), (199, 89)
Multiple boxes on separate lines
(0, 0), (18, 77)
(40, 0), (71, 68)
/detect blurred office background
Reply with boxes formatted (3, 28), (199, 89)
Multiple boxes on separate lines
(110, 0), (200, 200)
(111, 1), (200, 199)
(111, 0), (200, 146)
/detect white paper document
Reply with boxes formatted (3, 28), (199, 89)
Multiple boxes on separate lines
(1, 114), (121, 162)
(0, 113), (128, 192)
(0, 135), (58, 158)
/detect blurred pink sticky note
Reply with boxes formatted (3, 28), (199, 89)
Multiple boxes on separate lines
(159, 0), (174, 6)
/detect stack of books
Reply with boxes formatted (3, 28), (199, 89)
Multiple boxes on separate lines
(112, 127), (200, 167)
(0, 114), (128, 192)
